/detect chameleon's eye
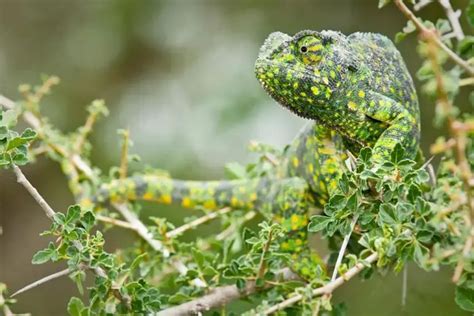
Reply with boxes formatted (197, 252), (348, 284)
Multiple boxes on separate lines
(297, 36), (323, 65)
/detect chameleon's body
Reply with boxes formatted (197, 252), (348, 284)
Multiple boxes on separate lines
(94, 30), (420, 279)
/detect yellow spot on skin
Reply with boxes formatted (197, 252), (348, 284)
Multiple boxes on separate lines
(182, 197), (191, 208)
(250, 192), (257, 201)
(204, 200), (216, 209)
(293, 82), (299, 89)
(231, 197), (239, 207)
(292, 157), (299, 167)
(291, 214), (302, 230)
(370, 100), (376, 107)
(330, 70), (336, 79)
(319, 147), (336, 155)
(347, 101), (357, 111)
(358, 90), (365, 98)
(143, 192), (154, 200)
(161, 194), (172, 204)
(308, 44), (323, 51)
(307, 163), (314, 173)
(309, 54), (322, 62)
(311, 86), (320, 95)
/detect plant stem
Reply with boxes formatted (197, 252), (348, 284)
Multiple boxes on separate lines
(393, 0), (474, 76)
(12, 165), (55, 219)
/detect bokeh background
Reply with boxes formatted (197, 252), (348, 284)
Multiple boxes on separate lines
(0, 0), (471, 315)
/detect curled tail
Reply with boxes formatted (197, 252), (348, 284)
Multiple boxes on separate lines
(94, 175), (271, 212)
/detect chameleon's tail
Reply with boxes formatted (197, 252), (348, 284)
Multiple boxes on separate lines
(92, 175), (322, 279)
(93, 175), (282, 211)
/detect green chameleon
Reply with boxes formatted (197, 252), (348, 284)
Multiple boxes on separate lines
(92, 30), (420, 279)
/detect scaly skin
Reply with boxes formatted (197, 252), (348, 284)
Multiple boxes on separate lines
(91, 30), (420, 279)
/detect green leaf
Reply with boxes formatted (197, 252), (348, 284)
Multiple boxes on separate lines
(224, 162), (247, 180)
(467, 0), (474, 27)
(32, 245), (55, 264)
(457, 36), (474, 58)
(236, 278), (246, 290)
(67, 297), (85, 316)
(378, 0), (391, 9)
(455, 285), (474, 312)
(6, 137), (28, 151)
(80, 211), (95, 231)
(390, 144), (405, 164)
(378, 203), (397, 225)
(359, 147), (372, 163)
(416, 230), (434, 243)
(21, 128), (37, 140)
(64, 205), (81, 227)
(308, 215), (332, 232)
(168, 293), (190, 304)
(436, 19), (451, 34)
(0, 109), (19, 128)
(395, 32), (407, 43)
(130, 252), (148, 271)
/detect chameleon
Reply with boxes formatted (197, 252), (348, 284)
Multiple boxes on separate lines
(91, 30), (420, 279)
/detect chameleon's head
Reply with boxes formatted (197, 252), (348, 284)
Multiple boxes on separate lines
(255, 30), (354, 119)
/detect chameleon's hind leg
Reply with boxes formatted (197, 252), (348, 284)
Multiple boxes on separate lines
(262, 178), (324, 280)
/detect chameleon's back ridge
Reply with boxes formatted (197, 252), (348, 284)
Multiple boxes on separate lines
(93, 30), (421, 280)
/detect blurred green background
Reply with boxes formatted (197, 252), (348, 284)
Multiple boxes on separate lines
(0, 0), (470, 315)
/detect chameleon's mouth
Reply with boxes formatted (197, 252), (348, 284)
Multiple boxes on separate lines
(255, 57), (330, 120)
(255, 60), (311, 119)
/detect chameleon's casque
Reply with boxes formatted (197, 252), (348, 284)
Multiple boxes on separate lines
(90, 30), (422, 280)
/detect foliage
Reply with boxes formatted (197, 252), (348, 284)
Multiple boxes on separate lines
(0, 1), (473, 315)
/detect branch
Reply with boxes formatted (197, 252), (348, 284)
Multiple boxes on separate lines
(112, 203), (170, 257)
(331, 214), (359, 282)
(11, 269), (70, 297)
(96, 215), (136, 230)
(166, 207), (232, 239)
(393, 0), (474, 76)
(156, 268), (301, 316)
(438, 0), (464, 40)
(119, 129), (130, 180)
(1, 95), (171, 257)
(263, 253), (378, 314)
(12, 165), (55, 219)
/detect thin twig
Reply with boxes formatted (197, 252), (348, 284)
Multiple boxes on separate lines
(393, 0), (474, 76)
(438, 0), (464, 40)
(96, 215), (137, 230)
(216, 211), (257, 241)
(331, 214), (359, 282)
(74, 108), (100, 152)
(256, 228), (274, 282)
(1, 95), (169, 256)
(166, 208), (232, 239)
(459, 77), (474, 86)
(452, 234), (473, 283)
(402, 264), (408, 308)
(263, 253), (378, 315)
(12, 165), (55, 219)
(423, 29), (474, 283)
(11, 269), (70, 297)
(112, 202), (169, 257)
(119, 129), (130, 180)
